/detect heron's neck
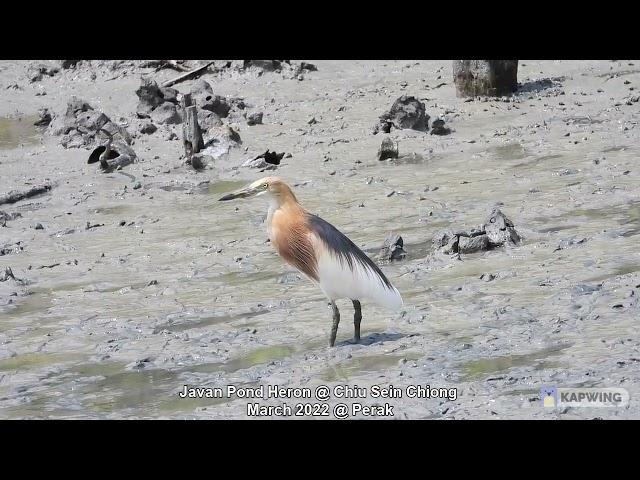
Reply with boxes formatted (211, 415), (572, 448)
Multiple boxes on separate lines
(267, 190), (304, 232)
(271, 186), (301, 210)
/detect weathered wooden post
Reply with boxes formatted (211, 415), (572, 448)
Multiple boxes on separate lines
(453, 60), (518, 97)
(181, 93), (204, 161)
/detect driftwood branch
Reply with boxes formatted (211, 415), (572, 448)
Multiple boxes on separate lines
(162, 62), (214, 88)
(0, 184), (52, 206)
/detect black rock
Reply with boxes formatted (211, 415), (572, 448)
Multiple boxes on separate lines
(432, 230), (454, 249)
(135, 77), (166, 115)
(430, 118), (451, 135)
(247, 112), (263, 125)
(197, 109), (223, 132)
(433, 208), (520, 254)
(139, 122), (157, 134)
(49, 96), (134, 152)
(77, 112), (111, 136)
(241, 150), (284, 170)
(375, 95), (430, 133)
(483, 208), (521, 246)
(27, 63), (59, 82)
(380, 233), (407, 261)
(33, 108), (52, 127)
(151, 102), (181, 125)
(49, 96), (93, 136)
(202, 126), (242, 160)
(61, 60), (80, 69)
(458, 234), (490, 253)
(378, 137), (399, 160)
(256, 150), (285, 165)
(135, 77), (179, 117)
(189, 153), (212, 170)
(211, 125), (241, 144)
(189, 80), (233, 118)
(65, 97), (93, 117)
(243, 60), (284, 71)
(159, 86), (179, 104)
(229, 97), (246, 110)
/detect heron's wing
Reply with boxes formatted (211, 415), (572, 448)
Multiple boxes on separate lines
(306, 213), (402, 310)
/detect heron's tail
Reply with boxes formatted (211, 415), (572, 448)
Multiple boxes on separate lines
(369, 283), (403, 311)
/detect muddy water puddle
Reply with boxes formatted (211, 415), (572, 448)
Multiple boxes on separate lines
(1, 344), (299, 417)
(223, 345), (297, 372)
(0, 352), (86, 372)
(205, 180), (248, 196)
(0, 292), (53, 327)
(489, 142), (529, 161)
(460, 343), (571, 381)
(321, 352), (421, 382)
(0, 116), (43, 149)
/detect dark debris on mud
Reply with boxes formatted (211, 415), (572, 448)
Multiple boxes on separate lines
(433, 207), (522, 255)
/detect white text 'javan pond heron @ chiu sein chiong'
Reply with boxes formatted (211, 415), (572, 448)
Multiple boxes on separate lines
(219, 177), (403, 347)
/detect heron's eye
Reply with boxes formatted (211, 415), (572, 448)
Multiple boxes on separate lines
(263, 183), (268, 189)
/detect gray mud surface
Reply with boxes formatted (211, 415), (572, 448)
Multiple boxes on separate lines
(1, 60), (639, 419)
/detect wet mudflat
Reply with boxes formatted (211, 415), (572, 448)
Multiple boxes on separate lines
(1, 60), (639, 419)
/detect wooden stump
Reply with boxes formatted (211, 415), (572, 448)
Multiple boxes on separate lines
(181, 93), (204, 161)
(453, 60), (518, 97)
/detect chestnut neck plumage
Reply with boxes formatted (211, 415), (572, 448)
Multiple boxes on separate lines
(266, 183), (305, 234)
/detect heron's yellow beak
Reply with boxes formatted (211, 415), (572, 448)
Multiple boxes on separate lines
(218, 185), (258, 201)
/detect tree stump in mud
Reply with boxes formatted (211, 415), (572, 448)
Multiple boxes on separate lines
(453, 60), (518, 97)
(181, 93), (204, 161)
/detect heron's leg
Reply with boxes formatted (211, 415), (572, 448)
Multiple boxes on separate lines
(352, 300), (361, 343)
(329, 301), (340, 347)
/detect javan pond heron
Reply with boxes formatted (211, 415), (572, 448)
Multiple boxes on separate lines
(219, 177), (403, 347)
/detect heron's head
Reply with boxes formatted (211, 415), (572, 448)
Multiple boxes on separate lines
(218, 176), (296, 203)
